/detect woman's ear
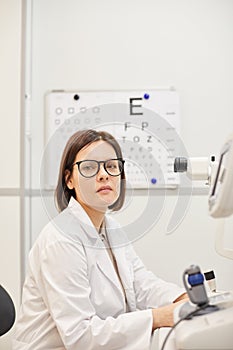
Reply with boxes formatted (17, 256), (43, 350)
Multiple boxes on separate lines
(65, 169), (74, 190)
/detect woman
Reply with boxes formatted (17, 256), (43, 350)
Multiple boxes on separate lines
(13, 129), (187, 350)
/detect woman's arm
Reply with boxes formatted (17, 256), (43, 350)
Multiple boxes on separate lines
(124, 244), (188, 331)
(151, 298), (188, 330)
(126, 245), (186, 309)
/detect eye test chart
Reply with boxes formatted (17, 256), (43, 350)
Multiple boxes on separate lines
(43, 89), (181, 190)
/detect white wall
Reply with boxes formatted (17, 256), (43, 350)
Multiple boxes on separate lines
(30, 0), (233, 158)
(0, 0), (22, 348)
(27, 0), (233, 289)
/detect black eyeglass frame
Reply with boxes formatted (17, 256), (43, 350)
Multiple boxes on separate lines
(72, 158), (125, 178)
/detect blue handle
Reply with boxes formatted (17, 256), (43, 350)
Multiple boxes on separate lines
(188, 273), (204, 286)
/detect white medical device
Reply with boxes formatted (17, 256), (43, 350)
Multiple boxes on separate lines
(174, 156), (216, 185)
(173, 268), (233, 350)
(209, 133), (233, 218)
(173, 291), (233, 350)
(171, 134), (233, 350)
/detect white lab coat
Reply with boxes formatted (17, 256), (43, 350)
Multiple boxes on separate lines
(12, 197), (184, 350)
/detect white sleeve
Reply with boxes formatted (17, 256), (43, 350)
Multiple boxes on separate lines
(39, 240), (153, 350)
(126, 245), (186, 309)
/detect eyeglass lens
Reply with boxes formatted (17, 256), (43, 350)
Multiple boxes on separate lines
(79, 159), (123, 177)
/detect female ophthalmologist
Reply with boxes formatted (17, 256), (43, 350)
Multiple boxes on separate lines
(13, 129), (187, 350)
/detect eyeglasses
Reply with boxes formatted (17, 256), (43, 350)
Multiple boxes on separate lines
(72, 158), (125, 178)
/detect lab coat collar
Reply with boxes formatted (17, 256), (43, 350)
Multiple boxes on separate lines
(69, 197), (107, 246)
(66, 198), (125, 293)
(68, 196), (95, 230)
(56, 197), (131, 250)
(52, 197), (99, 247)
(67, 197), (126, 247)
(67, 197), (132, 294)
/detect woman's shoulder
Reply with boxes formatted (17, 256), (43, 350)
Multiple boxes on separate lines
(33, 207), (83, 248)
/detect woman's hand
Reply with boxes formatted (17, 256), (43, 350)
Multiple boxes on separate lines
(152, 298), (188, 330)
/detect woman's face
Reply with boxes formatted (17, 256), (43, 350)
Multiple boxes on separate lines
(67, 140), (121, 213)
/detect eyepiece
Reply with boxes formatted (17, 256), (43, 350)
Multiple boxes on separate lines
(174, 157), (188, 173)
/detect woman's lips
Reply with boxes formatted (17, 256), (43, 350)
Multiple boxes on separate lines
(97, 186), (112, 193)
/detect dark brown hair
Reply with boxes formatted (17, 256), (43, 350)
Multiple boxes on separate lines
(55, 129), (126, 212)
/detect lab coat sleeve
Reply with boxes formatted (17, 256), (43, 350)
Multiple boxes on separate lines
(39, 239), (153, 350)
(127, 245), (186, 309)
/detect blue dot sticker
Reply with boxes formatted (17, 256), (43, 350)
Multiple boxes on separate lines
(144, 93), (150, 100)
(151, 178), (157, 185)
